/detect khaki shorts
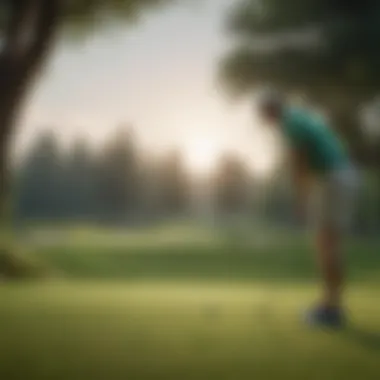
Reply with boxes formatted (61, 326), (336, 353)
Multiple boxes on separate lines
(311, 166), (360, 232)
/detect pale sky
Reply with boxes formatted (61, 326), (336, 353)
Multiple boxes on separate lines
(14, 0), (279, 176)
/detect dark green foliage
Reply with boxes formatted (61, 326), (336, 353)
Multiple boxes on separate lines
(261, 167), (295, 225)
(15, 131), (64, 220)
(213, 154), (250, 215)
(96, 127), (142, 223)
(220, 0), (380, 165)
(154, 150), (190, 217)
(0, 0), (176, 34)
(13, 127), (193, 224)
(222, 0), (380, 94)
(12, 126), (380, 233)
(60, 0), (177, 39)
(63, 137), (98, 219)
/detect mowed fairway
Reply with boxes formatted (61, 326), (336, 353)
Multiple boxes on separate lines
(1, 225), (380, 380)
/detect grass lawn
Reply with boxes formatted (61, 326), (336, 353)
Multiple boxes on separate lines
(1, 224), (379, 380)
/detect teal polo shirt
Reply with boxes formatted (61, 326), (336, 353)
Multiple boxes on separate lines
(282, 106), (349, 173)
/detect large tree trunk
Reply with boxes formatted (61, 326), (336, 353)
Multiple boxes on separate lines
(0, 0), (61, 222)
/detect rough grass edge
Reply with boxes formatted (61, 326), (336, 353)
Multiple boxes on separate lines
(0, 243), (56, 280)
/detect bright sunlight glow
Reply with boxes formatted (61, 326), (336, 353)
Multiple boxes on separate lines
(182, 138), (221, 174)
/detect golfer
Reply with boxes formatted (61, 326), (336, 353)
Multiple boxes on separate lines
(257, 91), (358, 328)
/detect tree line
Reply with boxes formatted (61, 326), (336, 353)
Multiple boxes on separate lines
(11, 124), (380, 235)
(12, 126), (254, 225)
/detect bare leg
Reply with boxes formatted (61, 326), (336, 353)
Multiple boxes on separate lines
(315, 225), (343, 308)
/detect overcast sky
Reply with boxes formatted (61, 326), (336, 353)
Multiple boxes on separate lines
(14, 0), (279, 176)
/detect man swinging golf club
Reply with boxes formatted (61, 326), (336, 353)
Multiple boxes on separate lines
(257, 90), (358, 328)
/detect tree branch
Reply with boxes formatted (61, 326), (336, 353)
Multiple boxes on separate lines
(3, 0), (40, 59)
(0, 0), (61, 144)
(23, 0), (61, 80)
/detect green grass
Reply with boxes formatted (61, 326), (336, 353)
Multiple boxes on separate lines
(1, 224), (380, 379)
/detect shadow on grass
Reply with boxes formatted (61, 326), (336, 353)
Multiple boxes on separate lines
(343, 326), (380, 352)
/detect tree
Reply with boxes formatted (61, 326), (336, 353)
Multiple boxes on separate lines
(155, 150), (190, 217)
(219, 0), (380, 164)
(213, 153), (250, 216)
(260, 164), (294, 225)
(0, 0), (180, 217)
(64, 136), (96, 220)
(96, 126), (141, 223)
(15, 129), (63, 221)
